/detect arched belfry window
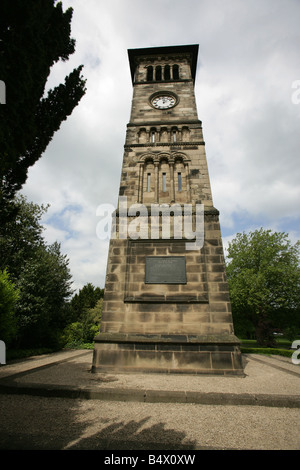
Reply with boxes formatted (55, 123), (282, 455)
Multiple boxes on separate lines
(155, 65), (162, 81)
(146, 64), (181, 82)
(164, 64), (170, 80)
(173, 64), (179, 80)
(146, 66), (153, 81)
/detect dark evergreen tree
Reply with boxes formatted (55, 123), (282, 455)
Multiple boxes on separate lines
(0, 0), (86, 223)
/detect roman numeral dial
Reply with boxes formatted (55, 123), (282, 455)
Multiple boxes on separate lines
(151, 94), (177, 109)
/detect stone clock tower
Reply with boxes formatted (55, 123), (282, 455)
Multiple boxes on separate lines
(92, 45), (243, 375)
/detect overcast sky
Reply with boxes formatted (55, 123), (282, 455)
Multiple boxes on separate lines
(21, 0), (300, 292)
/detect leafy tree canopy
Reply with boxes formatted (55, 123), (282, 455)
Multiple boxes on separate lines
(226, 228), (300, 346)
(0, 195), (49, 278)
(69, 283), (104, 322)
(16, 241), (73, 347)
(0, 269), (19, 345)
(0, 195), (73, 348)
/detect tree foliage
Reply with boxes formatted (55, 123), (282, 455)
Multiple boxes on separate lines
(0, 269), (19, 345)
(0, 196), (73, 348)
(62, 298), (103, 346)
(16, 242), (73, 348)
(69, 283), (104, 322)
(0, 195), (48, 277)
(0, 0), (86, 221)
(0, 1), (108, 352)
(226, 228), (300, 346)
(0, 196), (105, 349)
(61, 284), (104, 346)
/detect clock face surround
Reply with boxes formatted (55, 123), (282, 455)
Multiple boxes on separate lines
(150, 92), (177, 110)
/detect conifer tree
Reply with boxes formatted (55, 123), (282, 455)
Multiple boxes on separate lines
(0, 0), (86, 222)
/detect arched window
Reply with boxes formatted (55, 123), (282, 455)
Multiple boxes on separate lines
(174, 159), (185, 197)
(147, 173), (151, 192)
(182, 126), (190, 141)
(164, 64), (170, 80)
(160, 159), (169, 200)
(162, 173), (167, 192)
(143, 159), (155, 201)
(177, 173), (182, 192)
(160, 127), (168, 142)
(155, 65), (162, 81)
(172, 127), (178, 142)
(150, 128), (156, 142)
(173, 64), (179, 80)
(146, 66), (153, 81)
(138, 128), (147, 143)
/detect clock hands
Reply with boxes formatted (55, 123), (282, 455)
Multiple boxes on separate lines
(151, 93), (176, 109)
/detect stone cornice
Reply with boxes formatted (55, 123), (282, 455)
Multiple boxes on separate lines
(127, 120), (202, 127)
(95, 333), (240, 345)
(124, 141), (205, 149)
(113, 206), (219, 216)
(133, 79), (193, 85)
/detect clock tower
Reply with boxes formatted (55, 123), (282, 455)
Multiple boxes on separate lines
(92, 45), (243, 375)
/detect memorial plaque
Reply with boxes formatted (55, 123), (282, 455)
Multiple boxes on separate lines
(145, 256), (186, 284)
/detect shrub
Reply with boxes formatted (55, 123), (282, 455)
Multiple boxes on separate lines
(0, 269), (19, 345)
(61, 321), (100, 347)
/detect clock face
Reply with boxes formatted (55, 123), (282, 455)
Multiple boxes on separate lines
(151, 94), (176, 109)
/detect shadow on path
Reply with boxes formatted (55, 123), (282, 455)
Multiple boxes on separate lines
(0, 394), (197, 450)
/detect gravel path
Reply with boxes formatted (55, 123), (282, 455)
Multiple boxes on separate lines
(0, 393), (299, 450)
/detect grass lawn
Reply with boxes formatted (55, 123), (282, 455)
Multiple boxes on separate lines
(4, 338), (299, 362)
(239, 337), (296, 358)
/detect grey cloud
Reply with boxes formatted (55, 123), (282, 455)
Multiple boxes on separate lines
(21, 0), (300, 290)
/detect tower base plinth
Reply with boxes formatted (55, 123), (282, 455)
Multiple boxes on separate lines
(92, 333), (244, 376)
